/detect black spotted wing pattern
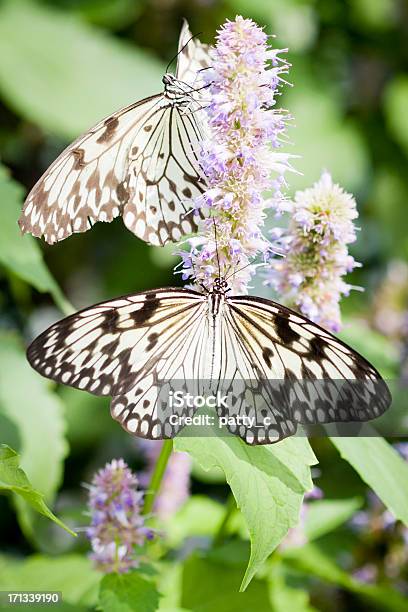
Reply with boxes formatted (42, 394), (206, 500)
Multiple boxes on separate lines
(19, 96), (163, 244)
(26, 290), (391, 445)
(18, 21), (210, 246)
(27, 288), (206, 438)
(214, 296), (391, 444)
(123, 101), (207, 246)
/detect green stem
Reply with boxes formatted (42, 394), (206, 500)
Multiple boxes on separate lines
(143, 439), (173, 515)
(213, 492), (236, 547)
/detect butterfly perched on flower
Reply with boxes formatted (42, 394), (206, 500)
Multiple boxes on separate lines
(18, 20), (210, 247)
(26, 276), (391, 446)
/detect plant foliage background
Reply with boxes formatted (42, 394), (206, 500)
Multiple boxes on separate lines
(0, 0), (408, 610)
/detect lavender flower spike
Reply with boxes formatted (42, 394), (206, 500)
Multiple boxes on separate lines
(266, 171), (359, 332)
(179, 15), (292, 294)
(86, 459), (152, 574)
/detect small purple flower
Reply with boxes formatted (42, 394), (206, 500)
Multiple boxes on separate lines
(304, 486), (324, 501)
(349, 489), (408, 586)
(350, 510), (370, 531)
(353, 564), (378, 584)
(372, 261), (408, 383)
(394, 442), (408, 462)
(86, 459), (152, 574)
(139, 440), (192, 520)
(266, 172), (359, 331)
(350, 491), (398, 533)
(382, 509), (397, 529)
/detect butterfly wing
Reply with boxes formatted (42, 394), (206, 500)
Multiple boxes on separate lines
(175, 19), (211, 86)
(124, 20), (210, 245)
(214, 295), (391, 445)
(19, 21), (209, 247)
(26, 286), (390, 445)
(19, 93), (207, 246)
(27, 288), (208, 439)
(123, 103), (207, 245)
(19, 95), (165, 244)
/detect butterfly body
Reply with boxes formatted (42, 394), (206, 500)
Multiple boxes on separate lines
(27, 282), (391, 445)
(161, 73), (197, 107)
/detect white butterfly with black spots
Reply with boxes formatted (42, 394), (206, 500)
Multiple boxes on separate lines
(18, 20), (210, 247)
(26, 278), (391, 445)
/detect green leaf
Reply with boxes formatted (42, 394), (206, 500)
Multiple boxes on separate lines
(174, 436), (317, 590)
(155, 562), (184, 612)
(207, 540), (251, 567)
(269, 560), (315, 612)
(165, 495), (225, 547)
(350, 0), (397, 31)
(384, 75), (408, 156)
(0, 553), (99, 606)
(72, 0), (142, 30)
(283, 543), (351, 586)
(270, 583), (314, 612)
(0, 163), (73, 314)
(370, 169), (408, 258)
(59, 386), (112, 449)
(181, 554), (273, 612)
(283, 544), (407, 612)
(304, 497), (363, 541)
(99, 572), (160, 612)
(0, 0), (164, 139)
(331, 433), (408, 525)
(0, 333), (68, 535)
(0, 445), (74, 536)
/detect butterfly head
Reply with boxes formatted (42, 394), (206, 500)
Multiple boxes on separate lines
(163, 73), (192, 104)
(212, 277), (230, 295)
(162, 73), (175, 86)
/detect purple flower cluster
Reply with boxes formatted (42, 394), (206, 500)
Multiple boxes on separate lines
(352, 564), (378, 585)
(350, 446), (408, 585)
(372, 260), (408, 383)
(86, 459), (152, 574)
(266, 172), (359, 332)
(179, 16), (292, 293)
(139, 440), (192, 520)
(372, 260), (408, 341)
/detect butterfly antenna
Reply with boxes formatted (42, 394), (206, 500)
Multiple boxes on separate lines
(225, 260), (266, 282)
(166, 29), (203, 74)
(212, 216), (222, 278)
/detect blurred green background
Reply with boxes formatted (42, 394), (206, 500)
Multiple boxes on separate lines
(0, 0), (408, 610)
